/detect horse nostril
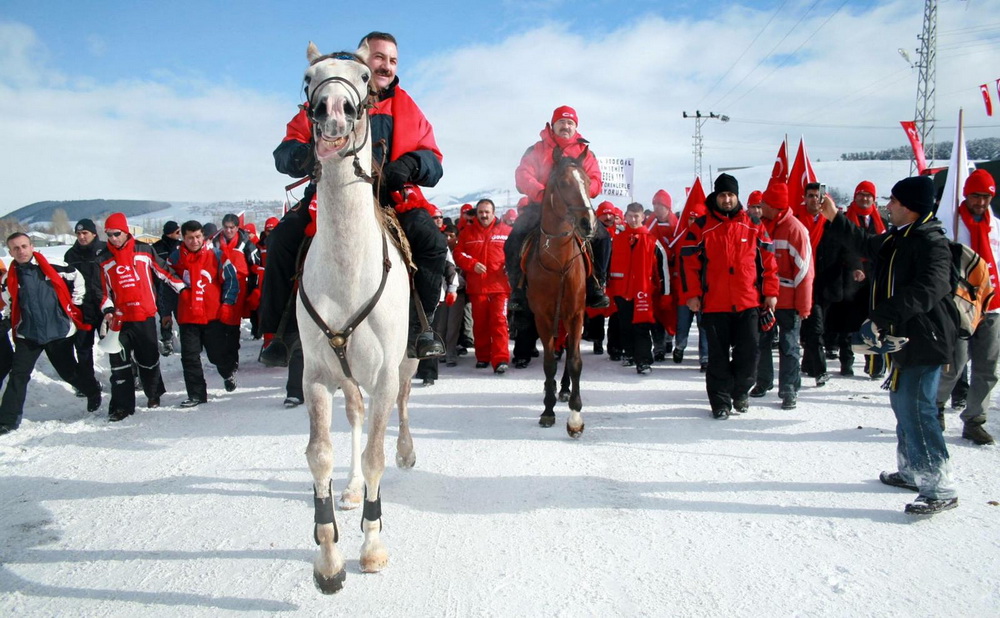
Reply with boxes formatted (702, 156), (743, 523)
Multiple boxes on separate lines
(344, 101), (357, 119)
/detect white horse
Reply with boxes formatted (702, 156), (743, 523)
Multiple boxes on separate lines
(297, 41), (418, 594)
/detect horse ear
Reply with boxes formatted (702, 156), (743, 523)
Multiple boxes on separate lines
(356, 39), (371, 64)
(576, 146), (589, 165)
(307, 41), (322, 63)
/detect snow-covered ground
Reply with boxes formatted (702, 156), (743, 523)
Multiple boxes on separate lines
(1, 254), (999, 616)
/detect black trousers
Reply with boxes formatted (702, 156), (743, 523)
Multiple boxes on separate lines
(0, 327), (13, 389)
(801, 302), (828, 377)
(72, 327), (98, 389)
(260, 202), (445, 338)
(0, 335), (100, 428)
(179, 322), (237, 400)
(615, 298), (653, 365)
(108, 318), (165, 415)
(702, 309), (759, 412)
(512, 310), (539, 362)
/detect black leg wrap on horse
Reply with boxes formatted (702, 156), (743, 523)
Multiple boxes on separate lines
(313, 481), (338, 545)
(361, 487), (383, 532)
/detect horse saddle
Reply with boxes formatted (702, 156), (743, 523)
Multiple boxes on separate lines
(520, 230), (594, 279)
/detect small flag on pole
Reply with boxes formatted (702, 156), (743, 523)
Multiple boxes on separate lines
(982, 83), (994, 117)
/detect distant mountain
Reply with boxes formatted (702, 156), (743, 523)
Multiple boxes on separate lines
(4, 199), (173, 225)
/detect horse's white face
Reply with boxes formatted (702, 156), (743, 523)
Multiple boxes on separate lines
(304, 42), (372, 161)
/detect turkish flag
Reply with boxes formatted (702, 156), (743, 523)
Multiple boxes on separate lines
(982, 83), (994, 117)
(770, 141), (788, 183)
(900, 120), (929, 174)
(787, 138), (817, 218)
(669, 176), (707, 249)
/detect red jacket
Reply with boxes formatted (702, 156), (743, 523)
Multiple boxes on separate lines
(679, 208), (779, 313)
(101, 237), (185, 322)
(515, 127), (602, 204)
(607, 225), (664, 323)
(454, 218), (512, 295)
(763, 209), (814, 316)
(168, 246), (240, 325)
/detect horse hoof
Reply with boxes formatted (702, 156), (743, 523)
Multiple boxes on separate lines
(314, 567), (346, 594)
(567, 422), (585, 439)
(396, 451), (416, 469)
(539, 414), (556, 428)
(338, 491), (362, 511)
(360, 548), (389, 573)
(558, 392), (570, 403)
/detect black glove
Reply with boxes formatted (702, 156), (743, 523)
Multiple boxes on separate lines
(380, 155), (419, 195)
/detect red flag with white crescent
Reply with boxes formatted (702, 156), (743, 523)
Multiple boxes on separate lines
(787, 138), (817, 218)
(770, 141), (788, 183)
(900, 120), (928, 175)
(669, 177), (707, 248)
(982, 83), (994, 117)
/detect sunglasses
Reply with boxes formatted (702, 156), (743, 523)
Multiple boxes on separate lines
(107, 231), (124, 238)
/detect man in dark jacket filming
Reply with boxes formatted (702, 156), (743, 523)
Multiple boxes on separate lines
(819, 175), (959, 516)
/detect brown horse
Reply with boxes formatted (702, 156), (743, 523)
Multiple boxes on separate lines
(524, 150), (596, 438)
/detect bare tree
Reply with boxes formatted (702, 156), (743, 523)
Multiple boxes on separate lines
(0, 218), (26, 242)
(51, 208), (72, 235)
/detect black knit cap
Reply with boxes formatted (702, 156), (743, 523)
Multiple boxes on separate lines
(74, 218), (98, 234)
(714, 173), (739, 196)
(163, 220), (180, 235)
(891, 176), (936, 217)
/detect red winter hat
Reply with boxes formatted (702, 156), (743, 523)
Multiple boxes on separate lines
(430, 205), (443, 218)
(516, 196), (530, 211)
(596, 201), (616, 218)
(104, 212), (129, 233)
(551, 105), (578, 127)
(965, 169), (996, 197)
(653, 190), (672, 209)
(747, 190), (763, 207)
(460, 203), (474, 214)
(762, 181), (789, 211)
(264, 217), (279, 231)
(854, 180), (876, 198)
(502, 208), (518, 224)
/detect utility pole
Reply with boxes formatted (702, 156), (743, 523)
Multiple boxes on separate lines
(682, 111), (729, 181)
(913, 0), (938, 173)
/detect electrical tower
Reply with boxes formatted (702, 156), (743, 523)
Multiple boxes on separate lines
(913, 0), (938, 172)
(682, 111), (729, 181)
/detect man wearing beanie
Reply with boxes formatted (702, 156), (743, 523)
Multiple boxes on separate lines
(935, 168), (998, 445)
(153, 221), (183, 356)
(507, 105), (610, 328)
(64, 218), (108, 397)
(750, 181), (813, 409)
(679, 173), (779, 419)
(819, 175), (959, 515)
(839, 181), (887, 380)
(646, 190), (678, 362)
(99, 212), (186, 421)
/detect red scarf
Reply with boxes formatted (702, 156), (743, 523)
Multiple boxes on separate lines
(608, 225), (657, 323)
(959, 202), (1000, 309)
(174, 245), (219, 323)
(798, 212), (827, 252)
(105, 236), (145, 308)
(845, 202), (886, 234)
(7, 252), (90, 335)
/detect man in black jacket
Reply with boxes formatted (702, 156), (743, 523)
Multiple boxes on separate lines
(152, 221), (182, 355)
(820, 176), (959, 516)
(64, 218), (108, 394)
(1, 233), (102, 434)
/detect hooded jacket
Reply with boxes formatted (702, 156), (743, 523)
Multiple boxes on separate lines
(679, 196), (779, 313)
(515, 126), (603, 204)
(64, 239), (108, 327)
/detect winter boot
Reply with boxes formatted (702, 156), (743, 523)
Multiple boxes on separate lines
(585, 276), (611, 309)
(904, 496), (958, 515)
(962, 420), (995, 445)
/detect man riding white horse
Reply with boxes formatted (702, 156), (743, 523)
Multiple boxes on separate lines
(261, 31), (446, 366)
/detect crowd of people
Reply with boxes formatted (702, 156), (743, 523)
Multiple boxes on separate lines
(2, 31), (997, 518)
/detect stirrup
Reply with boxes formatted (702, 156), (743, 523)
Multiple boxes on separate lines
(413, 331), (445, 359)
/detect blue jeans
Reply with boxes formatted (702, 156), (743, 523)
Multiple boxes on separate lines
(756, 309), (801, 397)
(675, 305), (708, 363)
(889, 364), (956, 500)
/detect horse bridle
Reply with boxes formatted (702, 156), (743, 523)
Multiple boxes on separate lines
(303, 52), (374, 161)
(539, 163), (594, 241)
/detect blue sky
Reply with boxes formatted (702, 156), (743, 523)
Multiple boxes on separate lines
(1, 0), (997, 214)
